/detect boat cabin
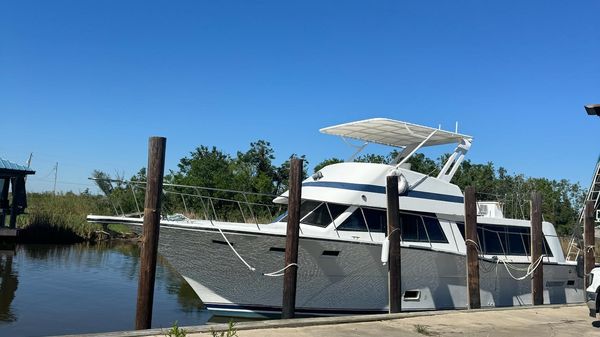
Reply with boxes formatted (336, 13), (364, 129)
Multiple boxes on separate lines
(273, 119), (566, 263)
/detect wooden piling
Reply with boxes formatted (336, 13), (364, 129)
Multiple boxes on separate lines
(464, 186), (480, 309)
(135, 137), (166, 330)
(530, 191), (543, 306)
(282, 158), (303, 319)
(386, 174), (401, 313)
(0, 179), (8, 228)
(584, 200), (596, 289)
(0, 183), (6, 228)
(9, 178), (18, 229)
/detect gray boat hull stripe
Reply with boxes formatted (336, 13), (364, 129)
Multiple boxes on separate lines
(301, 181), (464, 204)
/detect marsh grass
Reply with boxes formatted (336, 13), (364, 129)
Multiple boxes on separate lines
(14, 192), (130, 243)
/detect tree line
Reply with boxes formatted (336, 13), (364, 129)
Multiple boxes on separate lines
(93, 140), (586, 235)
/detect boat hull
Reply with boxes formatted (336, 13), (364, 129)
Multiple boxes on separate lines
(152, 223), (584, 317)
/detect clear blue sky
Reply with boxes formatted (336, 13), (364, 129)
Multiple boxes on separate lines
(1, 1), (598, 193)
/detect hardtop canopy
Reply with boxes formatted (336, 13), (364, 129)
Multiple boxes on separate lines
(319, 118), (472, 148)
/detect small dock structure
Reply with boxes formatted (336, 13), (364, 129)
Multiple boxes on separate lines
(0, 157), (35, 238)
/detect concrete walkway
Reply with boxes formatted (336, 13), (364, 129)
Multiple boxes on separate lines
(61, 305), (600, 337)
(210, 305), (598, 337)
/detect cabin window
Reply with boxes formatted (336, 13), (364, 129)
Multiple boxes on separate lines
(422, 215), (447, 243)
(300, 201), (347, 227)
(455, 223), (553, 257)
(522, 233), (554, 258)
(337, 208), (448, 243)
(278, 200), (347, 228)
(506, 227), (528, 255)
(362, 208), (387, 232)
(337, 208), (369, 232)
(337, 207), (388, 232)
(401, 213), (422, 241)
(482, 225), (506, 255)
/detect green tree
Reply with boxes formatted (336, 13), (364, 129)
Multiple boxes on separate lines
(275, 154), (308, 194)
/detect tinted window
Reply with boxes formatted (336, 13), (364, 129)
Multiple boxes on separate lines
(456, 223), (553, 257)
(401, 213), (422, 241)
(338, 208), (368, 231)
(338, 208), (447, 243)
(280, 200), (347, 227)
(301, 202), (347, 227)
(338, 207), (389, 233)
(507, 227), (528, 255)
(456, 222), (465, 238)
(543, 238), (554, 257)
(363, 208), (387, 232)
(482, 225), (505, 254)
(279, 200), (320, 223)
(327, 203), (349, 225)
(423, 216), (447, 243)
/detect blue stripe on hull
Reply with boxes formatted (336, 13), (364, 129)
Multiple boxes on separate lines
(302, 181), (464, 203)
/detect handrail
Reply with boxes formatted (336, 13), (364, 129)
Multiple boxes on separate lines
(89, 177), (281, 199)
(91, 177), (285, 228)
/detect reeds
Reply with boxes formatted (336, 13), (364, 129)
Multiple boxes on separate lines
(15, 192), (122, 243)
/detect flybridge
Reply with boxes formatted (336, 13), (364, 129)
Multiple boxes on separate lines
(319, 118), (473, 182)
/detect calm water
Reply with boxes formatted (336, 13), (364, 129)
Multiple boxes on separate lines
(0, 242), (213, 336)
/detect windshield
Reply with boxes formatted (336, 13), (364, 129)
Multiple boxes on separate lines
(275, 200), (348, 227)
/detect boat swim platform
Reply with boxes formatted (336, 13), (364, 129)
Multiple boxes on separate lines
(53, 304), (599, 337)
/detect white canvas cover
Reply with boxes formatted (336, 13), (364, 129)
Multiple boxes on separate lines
(319, 118), (472, 148)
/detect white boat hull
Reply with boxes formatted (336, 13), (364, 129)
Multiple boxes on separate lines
(152, 223), (584, 317)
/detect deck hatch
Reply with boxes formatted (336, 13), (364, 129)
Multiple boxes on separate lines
(322, 250), (340, 256)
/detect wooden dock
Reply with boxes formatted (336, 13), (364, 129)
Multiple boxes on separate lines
(0, 156), (35, 239)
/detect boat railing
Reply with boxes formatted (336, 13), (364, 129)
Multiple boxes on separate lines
(90, 178), (286, 229)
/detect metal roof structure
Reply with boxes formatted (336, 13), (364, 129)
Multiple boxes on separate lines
(0, 157), (35, 175)
(319, 118), (472, 148)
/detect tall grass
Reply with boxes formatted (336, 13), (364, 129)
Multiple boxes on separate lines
(15, 192), (119, 243)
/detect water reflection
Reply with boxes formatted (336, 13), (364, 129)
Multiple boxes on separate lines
(0, 246), (17, 323)
(0, 242), (211, 336)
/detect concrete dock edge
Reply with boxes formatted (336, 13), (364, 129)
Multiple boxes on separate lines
(50, 303), (585, 337)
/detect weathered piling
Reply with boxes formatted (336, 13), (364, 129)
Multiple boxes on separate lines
(584, 200), (596, 289)
(530, 191), (543, 306)
(282, 158), (303, 319)
(135, 137), (166, 330)
(9, 178), (18, 229)
(386, 174), (401, 313)
(464, 186), (480, 309)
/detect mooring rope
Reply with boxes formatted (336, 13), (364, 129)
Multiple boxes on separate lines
(262, 263), (299, 277)
(208, 218), (299, 277)
(498, 254), (544, 281)
(465, 239), (496, 273)
(464, 238), (545, 280)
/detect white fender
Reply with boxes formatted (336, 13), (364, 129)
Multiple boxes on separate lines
(381, 237), (390, 265)
(398, 174), (408, 195)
